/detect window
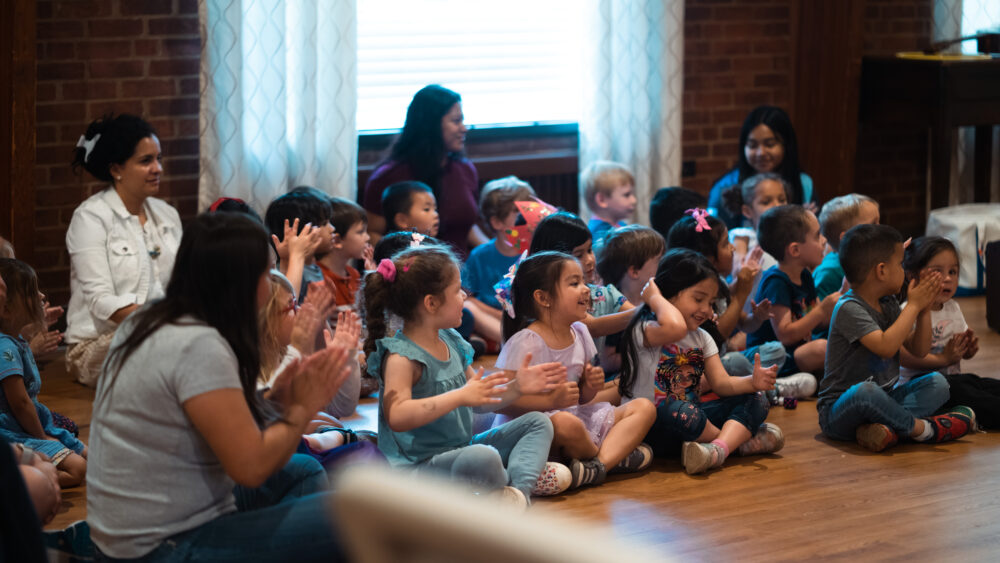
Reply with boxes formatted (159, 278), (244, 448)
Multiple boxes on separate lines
(357, 0), (584, 131)
(961, 0), (1000, 54)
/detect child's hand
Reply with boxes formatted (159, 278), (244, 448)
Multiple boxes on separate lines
(640, 277), (662, 305)
(552, 381), (581, 409)
(962, 328), (979, 360)
(28, 330), (62, 357)
(732, 262), (759, 301)
(907, 271), (943, 311)
(750, 298), (772, 321)
(325, 310), (361, 352)
(820, 291), (841, 316)
(743, 245), (764, 269)
(581, 361), (604, 391)
(942, 333), (969, 364)
(512, 353), (566, 395)
(290, 284), (335, 355)
(43, 305), (64, 328)
(363, 243), (376, 271)
(460, 368), (509, 407)
(750, 353), (778, 391)
(287, 344), (353, 415)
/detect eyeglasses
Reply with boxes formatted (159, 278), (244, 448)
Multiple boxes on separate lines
(280, 300), (299, 315)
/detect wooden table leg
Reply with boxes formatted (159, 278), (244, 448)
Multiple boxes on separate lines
(975, 125), (993, 203)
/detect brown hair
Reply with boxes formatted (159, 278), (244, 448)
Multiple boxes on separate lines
(0, 259), (44, 332)
(596, 225), (665, 287)
(362, 245), (459, 358)
(581, 160), (634, 213)
(818, 193), (878, 252)
(479, 176), (536, 235)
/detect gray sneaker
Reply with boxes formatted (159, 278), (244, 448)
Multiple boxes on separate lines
(610, 442), (653, 474)
(569, 458), (607, 489)
(774, 372), (817, 399)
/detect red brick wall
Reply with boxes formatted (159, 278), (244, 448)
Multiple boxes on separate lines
(35, 0), (199, 304)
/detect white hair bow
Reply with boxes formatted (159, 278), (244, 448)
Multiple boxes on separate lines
(76, 133), (101, 163)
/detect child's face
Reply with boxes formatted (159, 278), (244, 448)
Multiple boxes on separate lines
(632, 254), (662, 286)
(316, 221), (337, 254)
(337, 221), (371, 260)
(918, 249), (959, 304)
(433, 266), (467, 329)
(570, 239), (597, 284)
(714, 227), (735, 275)
(742, 179), (788, 227)
(601, 182), (637, 222)
(744, 124), (785, 173)
(405, 191), (440, 236)
(795, 212), (826, 269)
(668, 277), (719, 332)
(548, 259), (590, 322)
(856, 200), (880, 226)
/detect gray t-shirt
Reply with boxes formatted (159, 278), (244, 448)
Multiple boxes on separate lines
(818, 291), (902, 411)
(87, 317), (243, 558)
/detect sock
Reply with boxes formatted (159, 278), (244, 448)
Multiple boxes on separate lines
(913, 419), (935, 442)
(709, 439), (730, 467)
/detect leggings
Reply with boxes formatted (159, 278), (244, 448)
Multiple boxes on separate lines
(645, 393), (770, 457)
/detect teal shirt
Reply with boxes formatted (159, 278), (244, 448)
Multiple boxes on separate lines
(813, 251), (845, 301)
(368, 328), (474, 465)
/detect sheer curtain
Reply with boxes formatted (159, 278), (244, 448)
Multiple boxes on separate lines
(579, 0), (685, 225)
(198, 0), (358, 213)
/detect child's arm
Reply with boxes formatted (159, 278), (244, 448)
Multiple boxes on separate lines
(475, 355), (566, 413)
(499, 381), (580, 416)
(639, 279), (687, 348)
(702, 352), (777, 397)
(381, 354), (507, 432)
(719, 256), (761, 336)
(466, 296), (503, 321)
(578, 361), (604, 404)
(272, 219), (321, 297)
(582, 300), (636, 338)
(740, 298), (772, 333)
(1, 377), (49, 439)
(859, 274), (942, 359)
(770, 291), (839, 345)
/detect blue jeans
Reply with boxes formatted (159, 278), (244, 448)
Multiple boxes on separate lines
(738, 341), (787, 374)
(415, 411), (552, 497)
(96, 454), (346, 562)
(819, 373), (949, 440)
(645, 393), (771, 457)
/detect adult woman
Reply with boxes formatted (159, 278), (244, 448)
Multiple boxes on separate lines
(362, 84), (486, 256)
(65, 114), (182, 386)
(87, 212), (351, 561)
(707, 106), (817, 229)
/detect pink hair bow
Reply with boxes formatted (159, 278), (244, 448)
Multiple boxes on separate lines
(686, 208), (711, 232)
(376, 259), (396, 282)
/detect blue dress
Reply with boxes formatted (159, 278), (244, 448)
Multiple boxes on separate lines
(0, 333), (85, 460)
(367, 328), (475, 465)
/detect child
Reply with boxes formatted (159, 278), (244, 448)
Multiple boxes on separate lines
(618, 249), (783, 475)
(749, 205), (842, 393)
(495, 251), (657, 489)
(381, 181), (440, 237)
(721, 172), (790, 278)
(814, 193), (880, 300)
(649, 186), (707, 241)
(320, 197), (371, 309)
(818, 224), (974, 451)
(264, 189), (335, 303)
(596, 225), (665, 307)
(0, 259), (87, 487)
(900, 237), (999, 427)
(363, 245), (570, 506)
(581, 161), (637, 246)
(666, 211), (783, 380)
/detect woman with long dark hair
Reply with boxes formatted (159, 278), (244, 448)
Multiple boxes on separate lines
(362, 85), (486, 256)
(86, 212), (351, 561)
(707, 106), (817, 229)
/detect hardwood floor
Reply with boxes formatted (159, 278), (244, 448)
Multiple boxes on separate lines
(37, 297), (1000, 560)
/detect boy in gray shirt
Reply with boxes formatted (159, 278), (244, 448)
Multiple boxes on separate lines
(817, 224), (974, 452)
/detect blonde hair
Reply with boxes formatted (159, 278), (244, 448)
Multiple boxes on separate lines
(258, 270), (296, 384)
(818, 193), (878, 252)
(479, 176), (536, 234)
(0, 238), (14, 259)
(581, 160), (635, 213)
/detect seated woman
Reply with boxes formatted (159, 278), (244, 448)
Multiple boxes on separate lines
(64, 114), (182, 386)
(86, 212), (352, 561)
(362, 84), (487, 257)
(707, 105), (817, 229)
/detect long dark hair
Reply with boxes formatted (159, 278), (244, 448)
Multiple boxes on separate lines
(103, 212), (276, 424)
(501, 251), (575, 342)
(385, 85), (462, 198)
(618, 249), (719, 399)
(71, 113), (157, 183)
(666, 213), (732, 310)
(901, 236), (959, 301)
(734, 106), (805, 205)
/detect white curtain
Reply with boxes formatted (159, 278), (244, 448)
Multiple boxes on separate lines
(579, 0), (684, 225)
(198, 0), (358, 213)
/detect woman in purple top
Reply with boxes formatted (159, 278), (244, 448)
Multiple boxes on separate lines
(363, 85), (486, 256)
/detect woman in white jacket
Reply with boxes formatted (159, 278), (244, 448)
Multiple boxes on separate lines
(65, 114), (182, 386)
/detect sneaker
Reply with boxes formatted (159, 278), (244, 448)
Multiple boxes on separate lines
(948, 405), (978, 432)
(924, 408), (974, 442)
(495, 486), (528, 510)
(681, 441), (724, 475)
(42, 520), (94, 558)
(610, 443), (653, 474)
(737, 423), (785, 456)
(531, 462), (572, 496)
(774, 372), (817, 399)
(856, 423), (899, 452)
(569, 458), (607, 489)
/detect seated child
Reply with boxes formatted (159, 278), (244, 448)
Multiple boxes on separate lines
(618, 249), (783, 474)
(581, 161), (638, 247)
(649, 186), (707, 240)
(900, 237), (997, 428)
(495, 251), (656, 489)
(596, 225), (665, 309)
(814, 193), (880, 300)
(320, 197), (371, 309)
(748, 205), (842, 394)
(818, 224), (974, 451)
(721, 172), (790, 279)
(381, 181), (440, 237)
(264, 189), (334, 303)
(0, 259), (87, 487)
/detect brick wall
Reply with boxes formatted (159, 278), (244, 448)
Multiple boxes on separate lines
(35, 0), (199, 304)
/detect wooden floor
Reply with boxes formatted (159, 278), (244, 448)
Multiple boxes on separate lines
(39, 297), (1000, 560)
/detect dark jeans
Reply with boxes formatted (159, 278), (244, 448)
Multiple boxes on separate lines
(645, 393), (771, 457)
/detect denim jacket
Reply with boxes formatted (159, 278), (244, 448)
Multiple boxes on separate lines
(65, 188), (181, 343)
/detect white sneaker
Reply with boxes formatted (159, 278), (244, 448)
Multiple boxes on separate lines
(531, 462), (572, 496)
(774, 372), (817, 399)
(496, 486), (528, 510)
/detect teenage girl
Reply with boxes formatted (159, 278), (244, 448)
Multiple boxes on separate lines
(495, 251), (657, 489)
(363, 245), (567, 507)
(0, 259), (87, 487)
(619, 249), (784, 475)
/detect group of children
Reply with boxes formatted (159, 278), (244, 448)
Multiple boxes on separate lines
(1, 158), (990, 523)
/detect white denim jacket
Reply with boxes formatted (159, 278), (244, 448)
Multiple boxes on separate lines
(65, 188), (182, 343)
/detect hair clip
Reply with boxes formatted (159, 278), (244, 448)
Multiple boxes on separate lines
(493, 251), (528, 318)
(410, 232), (425, 248)
(76, 133), (101, 163)
(376, 258), (396, 282)
(686, 208), (711, 232)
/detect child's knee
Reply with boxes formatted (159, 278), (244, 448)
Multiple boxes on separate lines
(625, 398), (656, 423)
(59, 455), (87, 486)
(922, 372), (951, 402)
(550, 412), (586, 439)
(521, 411), (554, 439)
(453, 445), (505, 487)
(849, 381), (885, 402)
